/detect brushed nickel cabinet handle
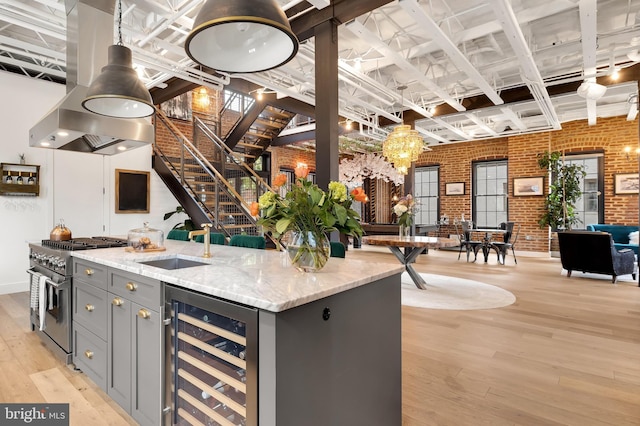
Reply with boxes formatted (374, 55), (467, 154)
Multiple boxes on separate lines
(126, 282), (137, 292)
(137, 309), (150, 320)
(84, 350), (94, 359)
(112, 297), (123, 306)
(85, 304), (94, 312)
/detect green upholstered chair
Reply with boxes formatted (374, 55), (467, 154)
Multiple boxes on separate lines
(229, 235), (266, 249)
(194, 232), (227, 245)
(330, 241), (346, 258)
(166, 229), (190, 241)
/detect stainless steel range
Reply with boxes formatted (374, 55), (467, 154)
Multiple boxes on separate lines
(28, 237), (127, 363)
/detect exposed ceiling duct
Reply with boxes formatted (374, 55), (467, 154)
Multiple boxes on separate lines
(28, 0), (154, 155)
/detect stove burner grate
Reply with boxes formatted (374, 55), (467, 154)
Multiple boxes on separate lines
(41, 237), (128, 251)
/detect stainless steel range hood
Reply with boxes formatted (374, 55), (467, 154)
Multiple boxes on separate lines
(29, 0), (154, 155)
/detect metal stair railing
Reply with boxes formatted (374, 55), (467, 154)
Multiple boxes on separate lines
(194, 115), (274, 198)
(154, 108), (265, 240)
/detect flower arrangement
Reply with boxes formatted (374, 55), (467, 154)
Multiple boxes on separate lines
(393, 194), (418, 227)
(250, 168), (366, 271)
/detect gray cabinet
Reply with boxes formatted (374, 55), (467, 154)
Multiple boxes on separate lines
(107, 269), (162, 426)
(72, 259), (163, 426)
(72, 259), (108, 390)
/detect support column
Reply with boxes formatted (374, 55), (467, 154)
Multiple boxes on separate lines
(314, 19), (339, 190)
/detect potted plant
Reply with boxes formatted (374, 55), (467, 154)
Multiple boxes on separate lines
(537, 150), (586, 230)
(163, 206), (197, 231)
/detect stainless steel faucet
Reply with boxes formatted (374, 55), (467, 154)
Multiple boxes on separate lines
(188, 223), (213, 258)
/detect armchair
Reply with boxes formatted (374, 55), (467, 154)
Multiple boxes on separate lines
(557, 231), (637, 284)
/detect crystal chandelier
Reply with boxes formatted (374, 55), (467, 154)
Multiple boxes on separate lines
(382, 86), (426, 175)
(382, 124), (424, 175)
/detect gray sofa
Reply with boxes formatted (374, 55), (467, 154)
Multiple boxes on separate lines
(557, 231), (637, 284)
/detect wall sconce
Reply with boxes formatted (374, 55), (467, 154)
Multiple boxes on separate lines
(624, 146), (640, 160)
(196, 87), (210, 108)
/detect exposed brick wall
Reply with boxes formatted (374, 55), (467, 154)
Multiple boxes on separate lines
(419, 116), (639, 252)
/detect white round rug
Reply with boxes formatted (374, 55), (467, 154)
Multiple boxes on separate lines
(401, 272), (516, 310)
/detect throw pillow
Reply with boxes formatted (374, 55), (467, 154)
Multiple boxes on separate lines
(629, 231), (639, 245)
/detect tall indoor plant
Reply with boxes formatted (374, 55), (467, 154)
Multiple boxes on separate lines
(537, 150), (586, 230)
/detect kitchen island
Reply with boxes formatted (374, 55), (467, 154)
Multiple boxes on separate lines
(70, 240), (403, 426)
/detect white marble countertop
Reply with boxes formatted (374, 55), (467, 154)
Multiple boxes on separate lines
(70, 240), (403, 312)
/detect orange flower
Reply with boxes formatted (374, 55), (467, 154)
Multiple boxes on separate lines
(294, 163), (310, 179)
(351, 187), (367, 202)
(250, 201), (260, 217)
(273, 173), (287, 188)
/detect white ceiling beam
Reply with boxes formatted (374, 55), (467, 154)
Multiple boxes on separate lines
(0, 55), (65, 78)
(492, 0), (561, 130)
(415, 126), (449, 143)
(579, 0), (598, 125)
(398, 0), (503, 106)
(137, 0), (202, 47)
(500, 107), (528, 131)
(0, 34), (64, 61)
(465, 113), (499, 136)
(345, 19), (466, 112)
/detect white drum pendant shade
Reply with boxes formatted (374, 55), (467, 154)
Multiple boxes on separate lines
(82, 45), (155, 118)
(185, 0), (299, 73)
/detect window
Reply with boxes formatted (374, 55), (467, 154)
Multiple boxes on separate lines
(414, 166), (439, 225)
(224, 90), (255, 113)
(473, 160), (508, 228)
(562, 154), (603, 228)
(278, 168), (315, 196)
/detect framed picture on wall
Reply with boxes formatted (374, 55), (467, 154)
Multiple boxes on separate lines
(614, 173), (639, 194)
(513, 176), (544, 196)
(115, 169), (150, 213)
(445, 182), (465, 195)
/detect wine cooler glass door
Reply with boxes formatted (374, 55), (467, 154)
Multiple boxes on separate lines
(165, 286), (257, 426)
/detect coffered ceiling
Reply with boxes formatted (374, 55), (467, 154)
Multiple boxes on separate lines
(1, 0), (640, 153)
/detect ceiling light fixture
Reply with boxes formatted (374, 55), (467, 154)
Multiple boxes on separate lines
(382, 86), (424, 175)
(82, 0), (154, 118)
(185, 0), (299, 73)
(577, 81), (607, 100)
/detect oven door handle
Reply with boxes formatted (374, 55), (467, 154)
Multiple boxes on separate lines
(26, 269), (64, 289)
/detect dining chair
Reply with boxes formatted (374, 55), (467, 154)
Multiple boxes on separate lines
(229, 235), (266, 249)
(456, 221), (482, 262)
(166, 229), (190, 241)
(491, 222), (518, 264)
(329, 241), (346, 258)
(194, 232), (227, 245)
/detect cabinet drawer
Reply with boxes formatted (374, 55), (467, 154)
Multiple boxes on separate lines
(73, 282), (108, 340)
(73, 259), (108, 289)
(73, 322), (107, 391)
(109, 269), (161, 308)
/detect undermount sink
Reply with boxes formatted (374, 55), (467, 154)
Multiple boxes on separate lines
(138, 256), (209, 270)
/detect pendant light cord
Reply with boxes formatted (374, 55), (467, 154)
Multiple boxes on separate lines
(117, 0), (123, 46)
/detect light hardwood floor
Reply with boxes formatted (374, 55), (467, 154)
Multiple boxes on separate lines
(1, 247), (639, 425)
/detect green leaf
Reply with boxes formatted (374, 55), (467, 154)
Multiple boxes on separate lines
(276, 218), (292, 234)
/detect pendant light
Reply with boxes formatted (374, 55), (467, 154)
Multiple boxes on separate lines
(185, 0), (299, 73)
(82, 0), (154, 118)
(382, 86), (425, 175)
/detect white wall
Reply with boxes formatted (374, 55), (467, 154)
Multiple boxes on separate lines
(0, 71), (183, 294)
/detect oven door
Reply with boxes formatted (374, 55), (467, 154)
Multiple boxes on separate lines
(27, 266), (72, 356)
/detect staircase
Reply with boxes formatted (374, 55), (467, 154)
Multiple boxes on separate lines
(218, 90), (298, 162)
(153, 108), (274, 242)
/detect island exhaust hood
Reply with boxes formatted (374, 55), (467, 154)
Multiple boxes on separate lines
(29, 0), (154, 155)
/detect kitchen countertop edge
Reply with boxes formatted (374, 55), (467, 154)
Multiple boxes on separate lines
(70, 240), (404, 312)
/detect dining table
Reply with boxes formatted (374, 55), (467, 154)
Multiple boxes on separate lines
(362, 235), (459, 289)
(471, 228), (507, 263)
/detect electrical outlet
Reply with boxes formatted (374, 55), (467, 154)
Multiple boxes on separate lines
(525, 235), (533, 240)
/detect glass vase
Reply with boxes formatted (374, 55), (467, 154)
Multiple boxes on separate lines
(399, 224), (410, 238)
(285, 230), (330, 272)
